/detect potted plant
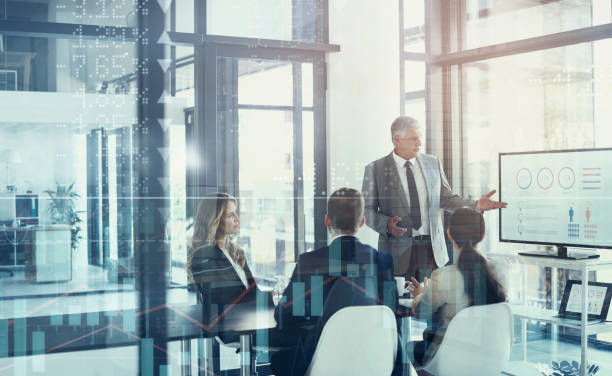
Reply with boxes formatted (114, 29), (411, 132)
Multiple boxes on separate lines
(537, 360), (599, 376)
(44, 182), (83, 251)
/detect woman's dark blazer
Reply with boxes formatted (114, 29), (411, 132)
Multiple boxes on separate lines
(190, 244), (257, 305)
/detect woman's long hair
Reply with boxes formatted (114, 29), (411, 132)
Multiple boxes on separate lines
(449, 207), (506, 306)
(187, 193), (246, 278)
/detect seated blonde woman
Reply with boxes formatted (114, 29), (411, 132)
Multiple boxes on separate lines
(187, 193), (257, 305)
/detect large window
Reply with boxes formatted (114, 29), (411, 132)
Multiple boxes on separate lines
(209, 55), (320, 283)
(400, 0), (427, 144)
(463, 0), (612, 50)
(425, 0), (612, 372)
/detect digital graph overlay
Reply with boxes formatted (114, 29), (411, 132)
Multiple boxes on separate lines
(2, 274), (406, 370)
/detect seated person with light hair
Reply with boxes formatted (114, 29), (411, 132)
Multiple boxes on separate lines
(187, 192), (257, 304)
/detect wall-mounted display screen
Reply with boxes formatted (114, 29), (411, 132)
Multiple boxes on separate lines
(499, 148), (612, 249)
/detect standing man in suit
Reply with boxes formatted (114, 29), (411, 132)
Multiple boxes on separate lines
(362, 116), (506, 280)
(270, 187), (400, 376)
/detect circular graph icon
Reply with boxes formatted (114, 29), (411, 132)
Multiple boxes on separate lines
(558, 167), (575, 190)
(516, 168), (532, 190)
(537, 167), (554, 190)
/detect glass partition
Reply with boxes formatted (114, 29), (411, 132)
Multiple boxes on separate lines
(0, 34), (139, 373)
(0, 0), (329, 373)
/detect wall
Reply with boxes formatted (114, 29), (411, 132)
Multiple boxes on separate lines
(327, 0), (400, 247)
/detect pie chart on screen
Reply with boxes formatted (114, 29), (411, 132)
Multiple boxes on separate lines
(558, 167), (575, 190)
(537, 167), (554, 190)
(516, 168), (532, 190)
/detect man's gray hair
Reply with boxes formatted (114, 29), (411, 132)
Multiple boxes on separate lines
(390, 116), (420, 140)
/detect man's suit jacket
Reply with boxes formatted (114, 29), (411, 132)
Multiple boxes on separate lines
(272, 235), (399, 375)
(190, 244), (257, 305)
(362, 152), (476, 269)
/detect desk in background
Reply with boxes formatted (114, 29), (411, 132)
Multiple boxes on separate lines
(0, 225), (71, 282)
(0, 226), (29, 271)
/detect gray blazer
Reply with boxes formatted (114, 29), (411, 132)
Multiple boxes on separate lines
(361, 152), (476, 268)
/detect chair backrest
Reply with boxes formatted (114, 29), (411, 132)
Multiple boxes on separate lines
(422, 302), (513, 376)
(305, 305), (398, 376)
(319, 276), (379, 322)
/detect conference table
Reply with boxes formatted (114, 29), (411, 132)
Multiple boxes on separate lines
(2, 302), (276, 376)
(3, 293), (420, 376)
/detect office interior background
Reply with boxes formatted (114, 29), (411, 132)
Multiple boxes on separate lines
(0, 0), (612, 374)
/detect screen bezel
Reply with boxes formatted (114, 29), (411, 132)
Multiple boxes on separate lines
(558, 280), (612, 321)
(498, 147), (612, 250)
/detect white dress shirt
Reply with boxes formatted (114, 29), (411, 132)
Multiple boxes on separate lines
(219, 246), (249, 288)
(392, 151), (431, 236)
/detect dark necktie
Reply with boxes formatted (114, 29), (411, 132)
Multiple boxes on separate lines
(404, 160), (422, 230)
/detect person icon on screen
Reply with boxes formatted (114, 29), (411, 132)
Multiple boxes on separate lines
(569, 207), (574, 223)
(585, 207), (591, 223)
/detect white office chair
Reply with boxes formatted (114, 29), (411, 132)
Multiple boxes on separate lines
(305, 305), (398, 376)
(420, 302), (513, 376)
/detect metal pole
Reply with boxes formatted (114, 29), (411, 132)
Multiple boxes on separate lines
(551, 267), (558, 358)
(580, 265), (589, 376)
(181, 338), (191, 376)
(240, 334), (251, 376)
(136, 0), (169, 374)
(521, 263), (527, 360)
(198, 337), (214, 376)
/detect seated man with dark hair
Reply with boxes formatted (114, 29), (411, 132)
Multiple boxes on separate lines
(270, 187), (401, 376)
